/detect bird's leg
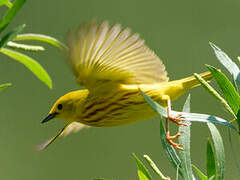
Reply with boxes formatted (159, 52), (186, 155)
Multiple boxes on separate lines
(164, 97), (187, 151)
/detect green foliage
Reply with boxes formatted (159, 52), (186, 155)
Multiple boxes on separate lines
(0, 0), (13, 8)
(0, 0), (25, 34)
(193, 42), (240, 179)
(178, 95), (194, 180)
(194, 73), (236, 119)
(207, 42), (240, 129)
(207, 123), (225, 180)
(125, 43), (240, 179)
(14, 33), (68, 50)
(0, 48), (52, 88)
(140, 90), (235, 129)
(159, 118), (182, 175)
(132, 153), (153, 180)
(143, 155), (170, 180)
(111, 92), (230, 180)
(206, 65), (240, 115)
(192, 124), (225, 180)
(0, 0), (66, 89)
(206, 139), (216, 179)
(0, 82), (11, 91)
(0, 24), (25, 47)
(209, 42), (240, 85)
(192, 165), (208, 180)
(6, 41), (45, 51)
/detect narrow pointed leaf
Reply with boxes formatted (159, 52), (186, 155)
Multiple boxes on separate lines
(232, 75), (239, 93)
(159, 119), (183, 176)
(194, 73), (236, 119)
(175, 112), (235, 130)
(0, 0), (26, 34)
(132, 153), (152, 180)
(209, 176), (216, 180)
(192, 164), (208, 180)
(182, 94), (191, 113)
(14, 33), (67, 50)
(209, 42), (240, 85)
(7, 41), (45, 51)
(0, 83), (11, 91)
(207, 139), (216, 180)
(140, 90), (167, 117)
(0, 0), (12, 8)
(0, 24), (25, 48)
(178, 95), (194, 180)
(140, 91), (236, 130)
(0, 48), (52, 88)
(207, 123), (225, 180)
(206, 65), (240, 115)
(143, 155), (170, 180)
(228, 129), (240, 177)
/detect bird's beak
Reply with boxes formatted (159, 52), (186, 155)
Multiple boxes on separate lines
(41, 112), (58, 123)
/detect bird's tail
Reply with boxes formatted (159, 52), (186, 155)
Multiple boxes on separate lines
(181, 71), (212, 89)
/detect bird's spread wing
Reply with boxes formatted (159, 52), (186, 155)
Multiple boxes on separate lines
(35, 122), (88, 151)
(67, 21), (169, 90)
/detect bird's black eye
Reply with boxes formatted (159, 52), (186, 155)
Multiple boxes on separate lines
(57, 104), (63, 110)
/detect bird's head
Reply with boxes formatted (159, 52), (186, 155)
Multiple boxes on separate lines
(41, 90), (89, 123)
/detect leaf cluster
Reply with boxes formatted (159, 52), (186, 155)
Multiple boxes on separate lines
(0, 0), (66, 91)
(94, 43), (240, 179)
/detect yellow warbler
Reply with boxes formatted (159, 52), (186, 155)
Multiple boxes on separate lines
(37, 21), (212, 151)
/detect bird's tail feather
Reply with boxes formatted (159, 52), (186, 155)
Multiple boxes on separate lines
(181, 71), (212, 89)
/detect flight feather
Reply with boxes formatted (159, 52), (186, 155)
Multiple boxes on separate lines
(67, 21), (168, 89)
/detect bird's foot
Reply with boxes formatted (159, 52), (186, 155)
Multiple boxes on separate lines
(168, 114), (187, 126)
(166, 131), (184, 151)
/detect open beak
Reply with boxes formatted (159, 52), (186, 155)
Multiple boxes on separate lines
(41, 112), (58, 123)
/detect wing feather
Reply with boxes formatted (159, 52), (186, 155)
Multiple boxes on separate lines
(67, 21), (168, 89)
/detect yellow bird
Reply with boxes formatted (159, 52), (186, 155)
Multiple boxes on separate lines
(38, 21), (212, 151)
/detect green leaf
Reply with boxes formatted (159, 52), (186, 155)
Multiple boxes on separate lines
(207, 123), (225, 180)
(140, 90), (167, 117)
(207, 139), (216, 180)
(206, 65), (240, 115)
(92, 178), (108, 180)
(159, 118), (183, 175)
(227, 129), (240, 177)
(132, 153), (152, 180)
(0, 0), (26, 34)
(143, 155), (170, 180)
(0, 24), (25, 48)
(178, 95), (194, 180)
(232, 75), (239, 93)
(7, 41), (45, 51)
(140, 90), (236, 130)
(0, 82), (11, 91)
(209, 42), (240, 85)
(14, 33), (67, 50)
(138, 94), (183, 174)
(180, 112), (235, 129)
(0, 48), (52, 88)
(0, 0), (13, 8)
(194, 73), (236, 119)
(182, 94), (191, 113)
(192, 164), (208, 180)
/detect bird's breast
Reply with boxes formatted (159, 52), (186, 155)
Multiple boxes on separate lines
(77, 84), (178, 127)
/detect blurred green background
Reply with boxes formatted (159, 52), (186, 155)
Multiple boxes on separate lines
(1, 0), (240, 179)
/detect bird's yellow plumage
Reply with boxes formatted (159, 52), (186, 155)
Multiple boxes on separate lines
(37, 21), (212, 151)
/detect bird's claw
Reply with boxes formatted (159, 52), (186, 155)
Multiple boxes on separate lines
(168, 114), (188, 126)
(166, 131), (184, 151)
